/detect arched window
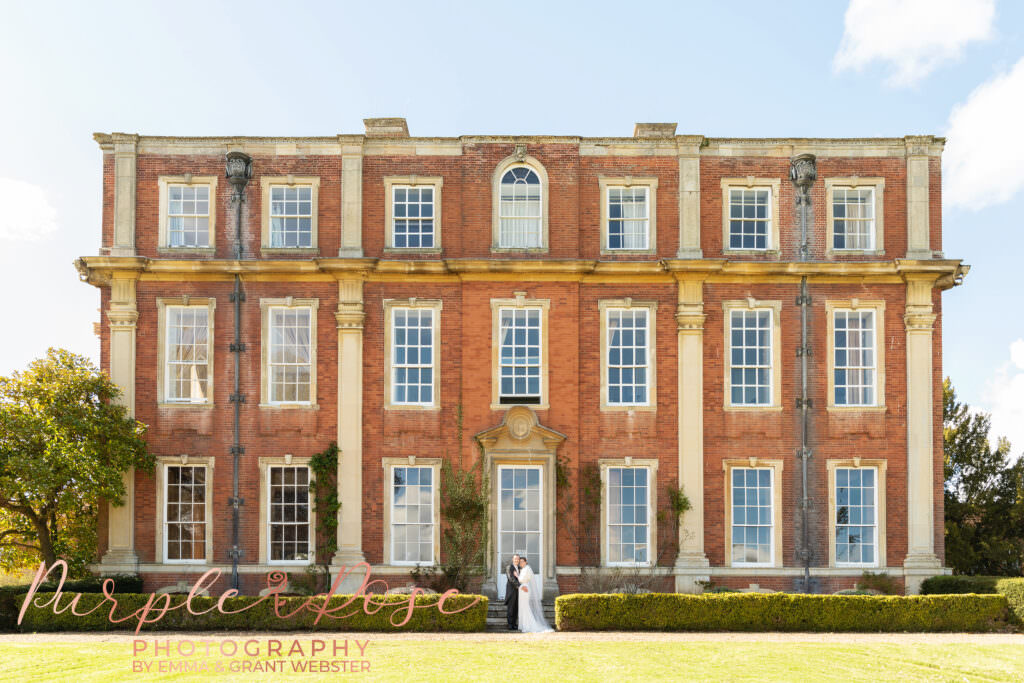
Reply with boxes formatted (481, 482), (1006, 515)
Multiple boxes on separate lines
(498, 166), (543, 248)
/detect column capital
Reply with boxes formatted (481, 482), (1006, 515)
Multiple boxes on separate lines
(335, 307), (365, 330)
(108, 309), (139, 328)
(675, 307), (706, 332)
(904, 311), (937, 331)
(336, 277), (365, 330)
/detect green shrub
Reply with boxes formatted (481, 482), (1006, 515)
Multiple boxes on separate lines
(0, 575), (142, 632)
(15, 592), (486, 632)
(996, 578), (1024, 624)
(554, 593), (1012, 632)
(856, 571), (900, 595)
(919, 575), (1000, 594)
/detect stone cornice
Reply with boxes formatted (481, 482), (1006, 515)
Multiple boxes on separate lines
(93, 132), (945, 158)
(75, 256), (969, 287)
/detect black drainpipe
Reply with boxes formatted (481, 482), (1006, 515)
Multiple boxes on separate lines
(790, 154), (816, 592)
(226, 152), (252, 591)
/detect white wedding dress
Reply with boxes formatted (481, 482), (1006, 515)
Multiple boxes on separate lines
(516, 564), (553, 633)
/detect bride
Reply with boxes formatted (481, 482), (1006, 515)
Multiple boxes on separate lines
(516, 555), (553, 633)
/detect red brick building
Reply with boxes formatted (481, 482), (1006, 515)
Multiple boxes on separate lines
(77, 119), (967, 597)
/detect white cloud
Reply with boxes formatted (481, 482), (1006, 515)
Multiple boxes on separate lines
(834, 0), (995, 87)
(0, 177), (58, 241)
(983, 338), (1024, 461)
(944, 57), (1024, 209)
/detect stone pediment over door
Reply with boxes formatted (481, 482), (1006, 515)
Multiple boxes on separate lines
(475, 406), (566, 600)
(475, 405), (566, 455)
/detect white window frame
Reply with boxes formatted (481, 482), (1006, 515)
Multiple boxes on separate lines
(720, 177), (781, 254)
(259, 176), (320, 253)
(826, 300), (886, 410)
(154, 455), (214, 565)
(259, 298), (319, 407)
(384, 299), (442, 410)
(599, 176), (658, 254)
(156, 298), (216, 407)
(723, 458), (784, 568)
(491, 294), (550, 409)
(491, 155), (549, 252)
(599, 459), (658, 567)
(722, 299), (782, 410)
(384, 176), (443, 252)
(827, 459), (887, 569)
(825, 177), (885, 256)
(157, 175), (218, 254)
(258, 456), (315, 566)
(382, 458), (442, 567)
(599, 299), (657, 410)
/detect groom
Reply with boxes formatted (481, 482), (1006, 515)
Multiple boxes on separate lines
(504, 553), (520, 630)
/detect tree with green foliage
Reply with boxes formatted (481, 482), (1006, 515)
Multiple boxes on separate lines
(943, 378), (1024, 576)
(0, 348), (151, 576)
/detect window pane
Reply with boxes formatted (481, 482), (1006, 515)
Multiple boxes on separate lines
(392, 185), (436, 249)
(607, 186), (649, 250)
(166, 307), (210, 403)
(731, 468), (773, 565)
(729, 309), (772, 406)
(269, 307), (312, 403)
(269, 185), (314, 248)
(499, 167), (542, 248)
(166, 465), (206, 561)
(498, 306), (542, 401)
(607, 467), (650, 565)
(832, 188), (875, 250)
(391, 308), (435, 405)
(834, 467), (877, 565)
(166, 185), (211, 248)
(728, 188), (771, 250)
(606, 308), (650, 406)
(833, 310), (876, 406)
(391, 466), (434, 564)
(268, 466), (311, 562)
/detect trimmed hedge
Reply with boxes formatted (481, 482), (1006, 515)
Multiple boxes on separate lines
(919, 575), (1001, 595)
(1, 575), (142, 632)
(554, 593), (1012, 632)
(996, 578), (1024, 624)
(15, 592), (486, 632)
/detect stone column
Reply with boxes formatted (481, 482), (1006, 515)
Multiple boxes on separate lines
(674, 274), (710, 592)
(332, 277), (368, 588)
(99, 271), (139, 570)
(676, 136), (704, 259)
(905, 136), (935, 260)
(338, 137), (364, 257)
(902, 274), (942, 593)
(111, 133), (139, 257)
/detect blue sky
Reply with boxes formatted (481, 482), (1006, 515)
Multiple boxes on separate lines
(1, 0), (1021, 453)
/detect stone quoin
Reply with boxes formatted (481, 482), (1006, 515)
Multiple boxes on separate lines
(75, 120), (967, 597)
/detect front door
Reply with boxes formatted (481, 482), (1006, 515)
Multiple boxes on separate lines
(495, 465), (542, 600)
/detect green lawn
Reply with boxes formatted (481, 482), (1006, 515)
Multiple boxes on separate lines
(1, 639), (1023, 682)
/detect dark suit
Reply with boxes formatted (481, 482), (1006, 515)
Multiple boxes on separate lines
(504, 562), (520, 628)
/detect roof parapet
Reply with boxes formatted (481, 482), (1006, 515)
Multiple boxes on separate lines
(364, 118), (409, 138)
(634, 122), (677, 138)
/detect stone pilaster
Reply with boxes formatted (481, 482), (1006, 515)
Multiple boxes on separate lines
(338, 137), (365, 257)
(905, 136), (935, 260)
(332, 277), (368, 588)
(902, 273), (942, 593)
(111, 133), (139, 257)
(676, 136), (704, 259)
(99, 271), (139, 570)
(674, 274), (710, 592)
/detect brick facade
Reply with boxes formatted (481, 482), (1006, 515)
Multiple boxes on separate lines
(77, 122), (966, 596)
